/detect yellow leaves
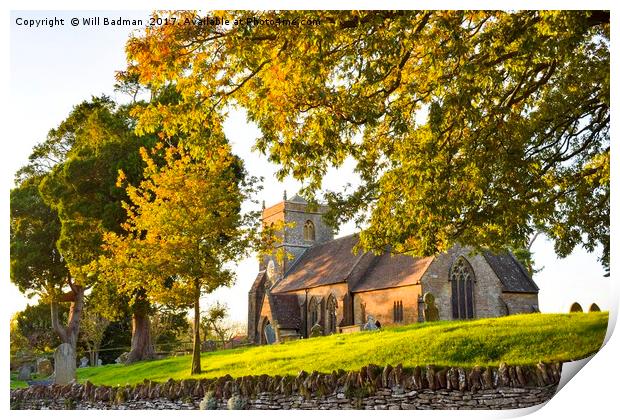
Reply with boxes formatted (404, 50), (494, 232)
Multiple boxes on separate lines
(115, 169), (127, 188)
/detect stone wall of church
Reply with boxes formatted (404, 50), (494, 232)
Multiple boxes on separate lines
(260, 200), (333, 279)
(298, 283), (349, 336)
(353, 285), (422, 326)
(283, 201), (333, 246)
(420, 245), (507, 321)
(502, 293), (539, 315)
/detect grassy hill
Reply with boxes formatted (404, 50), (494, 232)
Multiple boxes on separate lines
(13, 312), (608, 388)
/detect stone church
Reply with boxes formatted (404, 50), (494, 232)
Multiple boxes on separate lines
(248, 193), (539, 345)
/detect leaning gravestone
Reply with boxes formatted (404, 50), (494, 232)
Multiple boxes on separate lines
(589, 303), (601, 312)
(309, 323), (323, 337)
(17, 365), (32, 381)
(36, 358), (53, 376)
(54, 343), (76, 385)
(569, 302), (583, 313)
(264, 323), (277, 344)
(363, 315), (378, 331)
(79, 356), (89, 368)
(423, 292), (440, 322)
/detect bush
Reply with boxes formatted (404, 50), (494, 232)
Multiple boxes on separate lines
(199, 391), (218, 410)
(227, 394), (247, 410)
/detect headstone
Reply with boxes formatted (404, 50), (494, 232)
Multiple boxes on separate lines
(569, 302), (583, 313)
(115, 352), (129, 364)
(79, 356), (89, 368)
(17, 365), (32, 381)
(36, 358), (54, 376)
(423, 292), (440, 322)
(53, 343), (76, 385)
(264, 323), (277, 344)
(363, 315), (378, 331)
(97, 358), (103, 366)
(309, 323), (323, 337)
(589, 303), (601, 312)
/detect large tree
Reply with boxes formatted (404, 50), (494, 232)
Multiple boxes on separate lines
(10, 175), (80, 349)
(99, 138), (258, 374)
(124, 10), (609, 270)
(20, 96), (156, 352)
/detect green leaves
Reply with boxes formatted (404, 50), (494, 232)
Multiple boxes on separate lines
(100, 137), (259, 306)
(124, 10), (608, 269)
(10, 176), (68, 297)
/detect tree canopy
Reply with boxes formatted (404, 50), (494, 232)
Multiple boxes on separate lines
(10, 176), (68, 299)
(123, 10), (609, 270)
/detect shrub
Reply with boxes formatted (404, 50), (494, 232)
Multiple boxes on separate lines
(227, 394), (247, 410)
(199, 391), (218, 410)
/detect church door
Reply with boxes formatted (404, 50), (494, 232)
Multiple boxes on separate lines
(450, 257), (476, 319)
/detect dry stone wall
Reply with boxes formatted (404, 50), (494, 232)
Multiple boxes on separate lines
(11, 362), (561, 410)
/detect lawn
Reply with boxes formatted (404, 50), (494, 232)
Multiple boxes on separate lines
(12, 312), (608, 388)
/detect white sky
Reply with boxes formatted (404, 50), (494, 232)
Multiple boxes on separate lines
(8, 10), (611, 325)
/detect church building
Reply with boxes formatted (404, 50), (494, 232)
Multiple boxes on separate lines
(247, 193), (539, 345)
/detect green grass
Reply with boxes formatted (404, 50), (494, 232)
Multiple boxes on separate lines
(12, 312), (608, 388)
(10, 372), (48, 389)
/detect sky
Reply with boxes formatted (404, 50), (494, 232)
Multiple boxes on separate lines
(7, 10), (612, 326)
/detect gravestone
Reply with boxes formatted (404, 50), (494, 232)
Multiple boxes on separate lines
(589, 303), (601, 312)
(423, 292), (440, 322)
(309, 323), (323, 338)
(17, 365), (32, 381)
(569, 302), (583, 313)
(53, 343), (76, 385)
(363, 315), (378, 331)
(97, 358), (103, 366)
(264, 323), (277, 344)
(115, 352), (129, 364)
(79, 356), (89, 368)
(36, 358), (53, 376)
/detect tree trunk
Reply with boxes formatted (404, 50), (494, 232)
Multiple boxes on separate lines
(51, 282), (85, 355)
(191, 281), (202, 375)
(126, 305), (155, 364)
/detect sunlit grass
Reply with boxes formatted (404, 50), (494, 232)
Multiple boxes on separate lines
(13, 312), (608, 388)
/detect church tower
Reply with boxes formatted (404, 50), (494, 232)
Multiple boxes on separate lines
(260, 190), (334, 286)
(248, 191), (334, 343)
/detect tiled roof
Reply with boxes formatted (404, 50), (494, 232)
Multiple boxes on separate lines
(271, 235), (364, 293)
(269, 235), (538, 296)
(269, 293), (301, 329)
(350, 253), (434, 292)
(483, 252), (539, 293)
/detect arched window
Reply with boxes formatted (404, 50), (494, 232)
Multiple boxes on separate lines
(450, 257), (476, 319)
(326, 295), (338, 334)
(309, 297), (320, 328)
(303, 220), (316, 241)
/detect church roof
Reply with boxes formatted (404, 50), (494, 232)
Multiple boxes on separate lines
(271, 234), (364, 293)
(483, 252), (539, 293)
(350, 253), (434, 292)
(269, 234), (538, 295)
(271, 234), (431, 293)
(269, 293), (301, 329)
